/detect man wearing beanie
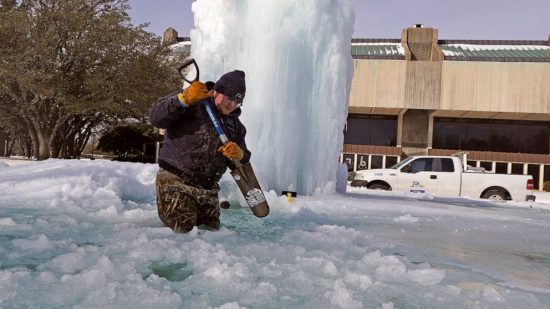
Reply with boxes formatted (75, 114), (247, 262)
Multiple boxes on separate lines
(148, 70), (250, 233)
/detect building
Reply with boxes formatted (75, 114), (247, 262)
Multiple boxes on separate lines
(163, 26), (550, 191)
(344, 25), (550, 191)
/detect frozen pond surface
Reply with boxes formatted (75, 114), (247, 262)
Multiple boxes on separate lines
(1, 159), (549, 308)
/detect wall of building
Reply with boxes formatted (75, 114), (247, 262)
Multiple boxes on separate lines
(405, 62), (442, 109)
(349, 60), (406, 108)
(440, 62), (550, 114)
(349, 59), (550, 115)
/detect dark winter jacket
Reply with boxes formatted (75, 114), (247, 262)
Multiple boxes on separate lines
(148, 90), (251, 189)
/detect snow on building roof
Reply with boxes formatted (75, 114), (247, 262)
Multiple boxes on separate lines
(169, 40), (191, 55)
(169, 38), (550, 62)
(440, 43), (550, 61)
(351, 43), (405, 56)
(351, 42), (405, 59)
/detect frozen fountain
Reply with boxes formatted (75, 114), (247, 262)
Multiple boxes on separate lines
(190, 0), (355, 195)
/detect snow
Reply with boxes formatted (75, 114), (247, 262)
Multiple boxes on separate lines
(169, 40), (192, 55)
(190, 0), (354, 196)
(533, 191), (550, 205)
(170, 41), (191, 49)
(1, 158), (550, 307)
(442, 44), (550, 57)
(352, 42), (405, 55)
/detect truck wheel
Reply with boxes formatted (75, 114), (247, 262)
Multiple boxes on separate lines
(368, 183), (390, 191)
(481, 189), (507, 201)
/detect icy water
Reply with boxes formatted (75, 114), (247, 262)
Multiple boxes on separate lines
(1, 160), (550, 308)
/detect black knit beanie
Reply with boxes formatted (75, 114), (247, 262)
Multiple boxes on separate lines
(213, 70), (246, 103)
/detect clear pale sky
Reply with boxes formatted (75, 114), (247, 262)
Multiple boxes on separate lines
(127, 0), (550, 40)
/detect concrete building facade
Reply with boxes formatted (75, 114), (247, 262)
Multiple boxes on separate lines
(344, 25), (550, 191)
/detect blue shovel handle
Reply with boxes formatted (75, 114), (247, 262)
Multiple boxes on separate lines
(202, 100), (229, 144)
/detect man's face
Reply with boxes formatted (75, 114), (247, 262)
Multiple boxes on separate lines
(213, 91), (241, 115)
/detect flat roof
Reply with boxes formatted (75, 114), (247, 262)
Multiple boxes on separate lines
(172, 37), (550, 62)
(350, 38), (550, 62)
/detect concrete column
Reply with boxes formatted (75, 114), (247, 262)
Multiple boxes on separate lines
(396, 109), (407, 147)
(539, 164), (544, 191)
(401, 25), (443, 61)
(401, 109), (432, 156)
(427, 111), (437, 149)
(163, 27), (178, 45)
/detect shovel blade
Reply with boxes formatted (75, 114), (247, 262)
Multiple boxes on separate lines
(230, 163), (269, 218)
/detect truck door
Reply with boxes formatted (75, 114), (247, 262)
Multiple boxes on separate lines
(433, 158), (461, 196)
(397, 158), (438, 194)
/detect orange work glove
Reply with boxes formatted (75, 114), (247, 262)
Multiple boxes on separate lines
(177, 81), (211, 107)
(218, 142), (244, 161)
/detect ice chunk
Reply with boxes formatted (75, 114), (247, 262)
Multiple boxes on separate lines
(12, 234), (54, 251)
(406, 268), (446, 286)
(394, 214), (420, 223)
(324, 279), (363, 309)
(0, 218), (17, 226)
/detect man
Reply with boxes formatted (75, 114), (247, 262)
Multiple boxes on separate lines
(148, 70), (250, 233)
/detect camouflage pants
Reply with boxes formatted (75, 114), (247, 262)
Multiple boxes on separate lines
(155, 169), (220, 233)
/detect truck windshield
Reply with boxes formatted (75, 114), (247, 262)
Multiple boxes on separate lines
(389, 157), (413, 169)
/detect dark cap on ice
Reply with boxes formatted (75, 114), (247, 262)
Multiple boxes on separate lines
(214, 70), (246, 103)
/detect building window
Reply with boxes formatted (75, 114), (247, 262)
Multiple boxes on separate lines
(528, 164), (540, 190)
(371, 155), (383, 169)
(495, 162), (508, 174)
(520, 124), (549, 154)
(433, 122), (460, 149)
(461, 122), (491, 151)
(385, 156), (398, 168)
(343, 153), (355, 172)
(511, 163), (524, 175)
(357, 154), (369, 170)
(433, 118), (550, 154)
(491, 123), (521, 153)
(480, 161), (493, 172)
(344, 115), (397, 146)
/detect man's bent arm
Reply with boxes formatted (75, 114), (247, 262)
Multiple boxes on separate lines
(148, 90), (186, 128)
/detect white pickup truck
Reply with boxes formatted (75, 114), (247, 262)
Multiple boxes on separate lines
(350, 155), (536, 201)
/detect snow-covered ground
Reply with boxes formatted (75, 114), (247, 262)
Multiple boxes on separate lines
(1, 158), (550, 308)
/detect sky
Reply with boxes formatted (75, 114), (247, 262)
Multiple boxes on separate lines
(127, 0), (550, 40)
(1, 158), (550, 307)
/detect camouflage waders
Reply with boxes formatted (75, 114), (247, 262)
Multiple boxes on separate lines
(155, 169), (220, 233)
